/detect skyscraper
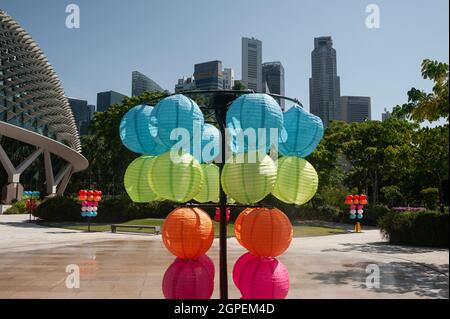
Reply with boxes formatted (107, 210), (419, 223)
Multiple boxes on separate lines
(242, 37), (262, 92)
(131, 71), (164, 96)
(68, 98), (90, 135)
(223, 68), (235, 90)
(174, 76), (196, 93)
(309, 36), (341, 126)
(262, 61), (285, 110)
(194, 60), (223, 90)
(96, 91), (127, 112)
(340, 96), (371, 123)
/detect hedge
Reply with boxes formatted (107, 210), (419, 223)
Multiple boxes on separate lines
(33, 195), (178, 223)
(378, 210), (449, 247)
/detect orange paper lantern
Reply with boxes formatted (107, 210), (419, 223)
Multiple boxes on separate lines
(162, 208), (214, 260)
(235, 208), (293, 257)
(234, 208), (256, 246)
(353, 195), (360, 204)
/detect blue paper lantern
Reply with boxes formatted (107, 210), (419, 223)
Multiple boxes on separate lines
(151, 94), (204, 149)
(226, 94), (283, 154)
(120, 104), (168, 155)
(349, 214), (356, 220)
(357, 213), (363, 220)
(279, 104), (324, 158)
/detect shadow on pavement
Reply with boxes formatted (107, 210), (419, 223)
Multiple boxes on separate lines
(309, 261), (449, 299)
(322, 241), (449, 255)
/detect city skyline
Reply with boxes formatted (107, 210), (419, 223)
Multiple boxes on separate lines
(1, 0), (448, 122)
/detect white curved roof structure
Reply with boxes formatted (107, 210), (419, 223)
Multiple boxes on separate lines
(0, 10), (88, 204)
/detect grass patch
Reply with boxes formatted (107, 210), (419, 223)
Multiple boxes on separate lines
(37, 218), (347, 238)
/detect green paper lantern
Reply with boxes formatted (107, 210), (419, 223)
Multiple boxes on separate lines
(221, 152), (277, 204)
(194, 164), (220, 203)
(124, 156), (159, 203)
(272, 156), (318, 205)
(149, 151), (204, 203)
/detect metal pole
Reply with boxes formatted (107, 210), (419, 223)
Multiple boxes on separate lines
(213, 93), (236, 300)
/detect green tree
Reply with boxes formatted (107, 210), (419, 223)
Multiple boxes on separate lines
(68, 91), (167, 195)
(414, 125), (449, 212)
(233, 80), (247, 91)
(393, 59), (449, 122)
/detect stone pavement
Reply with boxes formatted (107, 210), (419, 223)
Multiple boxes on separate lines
(0, 214), (448, 299)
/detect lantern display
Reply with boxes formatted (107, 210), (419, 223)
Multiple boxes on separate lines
(221, 152), (277, 204)
(79, 190), (101, 219)
(119, 104), (168, 155)
(353, 195), (360, 204)
(272, 156), (318, 205)
(226, 94), (283, 153)
(233, 255), (290, 299)
(194, 164), (219, 203)
(234, 208), (256, 246)
(279, 104), (324, 157)
(150, 94), (204, 149)
(200, 123), (220, 163)
(162, 208), (214, 260)
(149, 151), (204, 203)
(236, 208), (293, 257)
(124, 156), (159, 203)
(162, 255), (214, 299)
(344, 195), (353, 205)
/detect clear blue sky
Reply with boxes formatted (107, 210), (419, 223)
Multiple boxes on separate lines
(1, 0), (448, 120)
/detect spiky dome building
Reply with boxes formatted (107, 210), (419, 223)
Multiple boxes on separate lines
(0, 10), (88, 206)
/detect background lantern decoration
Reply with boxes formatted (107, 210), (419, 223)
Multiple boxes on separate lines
(162, 207), (214, 260)
(279, 104), (324, 157)
(344, 195), (353, 205)
(150, 151), (204, 203)
(221, 152), (277, 204)
(214, 207), (230, 222)
(162, 255), (214, 299)
(150, 94), (204, 149)
(360, 194), (368, 205)
(233, 255), (290, 299)
(194, 164), (220, 203)
(226, 94), (283, 153)
(353, 195), (360, 204)
(119, 104), (168, 155)
(235, 208), (293, 257)
(272, 156), (318, 205)
(124, 155), (159, 203)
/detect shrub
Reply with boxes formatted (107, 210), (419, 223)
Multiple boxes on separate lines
(4, 200), (28, 214)
(420, 188), (439, 210)
(378, 210), (449, 247)
(33, 196), (80, 221)
(362, 204), (391, 226)
(33, 195), (178, 222)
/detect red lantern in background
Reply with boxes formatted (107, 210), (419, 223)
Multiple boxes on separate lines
(353, 195), (360, 204)
(360, 194), (368, 205)
(214, 207), (230, 222)
(344, 195), (353, 205)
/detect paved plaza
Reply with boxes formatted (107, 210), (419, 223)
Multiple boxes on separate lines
(0, 215), (448, 299)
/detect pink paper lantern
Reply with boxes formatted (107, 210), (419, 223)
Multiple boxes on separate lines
(233, 255), (290, 299)
(232, 252), (258, 289)
(162, 255), (214, 299)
